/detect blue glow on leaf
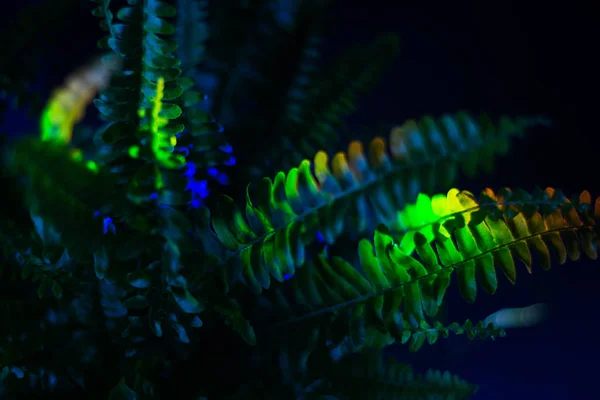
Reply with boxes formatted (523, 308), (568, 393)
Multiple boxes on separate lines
(225, 156), (236, 166)
(219, 143), (233, 153)
(184, 162), (197, 177)
(150, 192), (158, 200)
(316, 231), (325, 243)
(10, 366), (24, 379)
(177, 146), (190, 157)
(172, 322), (190, 343)
(207, 167), (218, 177)
(283, 273), (292, 281)
(47, 371), (57, 389)
(216, 173), (229, 185)
(186, 179), (209, 198)
(191, 316), (203, 328)
(190, 199), (201, 208)
(46, 309), (57, 324)
(103, 217), (115, 235)
(183, 161), (211, 208)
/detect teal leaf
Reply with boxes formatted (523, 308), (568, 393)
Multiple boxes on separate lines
(123, 295), (149, 310)
(93, 247), (109, 279)
(37, 277), (51, 299)
(147, 0), (176, 17)
(171, 322), (190, 343)
(171, 288), (203, 314)
(108, 377), (137, 400)
(213, 299), (256, 346)
(126, 270), (152, 288)
(145, 16), (175, 35)
(52, 281), (63, 299)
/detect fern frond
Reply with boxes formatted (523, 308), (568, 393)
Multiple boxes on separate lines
(209, 113), (544, 294)
(173, 0), (233, 181)
(305, 352), (478, 399)
(258, 187), (597, 343)
(319, 309), (504, 356)
(91, 0), (184, 167)
(12, 54), (124, 239)
(280, 32), (321, 128)
(92, 0), (182, 123)
(172, 0), (232, 185)
(274, 33), (400, 171)
(175, 0), (209, 73)
(5, 137), (123, 252)
(391, 319), (505, 353)
(41, 54), (121, 143)
(92, 0), (231, 204)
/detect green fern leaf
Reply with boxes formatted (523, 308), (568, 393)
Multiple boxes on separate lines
(175, 0), (209, 73)
(209, 113), (545, 294)
(306, 352), (478, 399)
(272, 33), (401, 171)
(259, 186), (597, 347)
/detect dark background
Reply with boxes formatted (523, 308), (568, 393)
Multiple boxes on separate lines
(2, 1), (599, 399)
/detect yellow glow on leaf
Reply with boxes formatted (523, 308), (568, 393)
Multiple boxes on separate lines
(148, 77), (185, 171)
(40, 55), (120, 143)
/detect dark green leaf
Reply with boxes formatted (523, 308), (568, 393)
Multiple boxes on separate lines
(126, 270), (152, 288)
(93, 247), (109, 279)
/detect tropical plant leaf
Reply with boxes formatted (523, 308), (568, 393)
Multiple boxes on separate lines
(305, 352), (478, 399)
(274, 33), (401, 171)
(208, 113), (546, 294)
(259, 187), (597, 342)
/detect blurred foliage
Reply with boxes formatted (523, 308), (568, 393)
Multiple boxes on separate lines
(0, 0), (594, 399)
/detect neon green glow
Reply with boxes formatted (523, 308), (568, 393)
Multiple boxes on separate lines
(40, 101), (74, 143)
(144, 77), (185, 170)
(59, 149), (100, 174)
(133, 77), (186, 190)
(86, 161), (99, 173)
(396, 192), (452, 255)
(71, 149), (84, 162)
(129, 145), (140, 158)
(155, 165), (164, 190)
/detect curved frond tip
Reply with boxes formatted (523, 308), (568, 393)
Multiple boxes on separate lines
(263, 186), (597, 337)
(209, 113), (547, 294)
